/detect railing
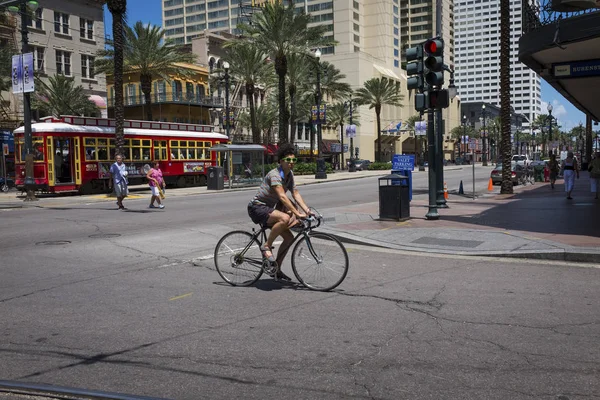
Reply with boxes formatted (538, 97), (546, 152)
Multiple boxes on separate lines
(522, 0), (600, 34)
(108, 93), (225, 108)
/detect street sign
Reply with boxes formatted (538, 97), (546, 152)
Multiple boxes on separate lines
(392, 154), (415, 171)
(12, 53), (34, 94)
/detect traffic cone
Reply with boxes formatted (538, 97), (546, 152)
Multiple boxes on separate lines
(458, 180), (464, 195)
(444, 182), (449, 199)
(488, 178), (493, 191)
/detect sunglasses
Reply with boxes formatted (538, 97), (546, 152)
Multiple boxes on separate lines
(282, 157), (297, 163)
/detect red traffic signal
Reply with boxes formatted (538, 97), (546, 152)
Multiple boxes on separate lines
(424, 39), (443, 55)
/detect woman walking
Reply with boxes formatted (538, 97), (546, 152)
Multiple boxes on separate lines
(548, 153), (559, 189)
(562, 151), (579, 200)
(588, 151), (600, 200)
(146, 161), (166, 209)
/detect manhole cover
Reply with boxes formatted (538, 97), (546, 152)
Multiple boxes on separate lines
(36, 240), (71, 246)
(89, 233), (121, 239)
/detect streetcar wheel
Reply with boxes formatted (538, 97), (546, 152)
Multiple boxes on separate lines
(291, 232), (349, 291)
(177, 176), (187, 188)
(214, 231), (263, 286)
(198, 175), (207, 186)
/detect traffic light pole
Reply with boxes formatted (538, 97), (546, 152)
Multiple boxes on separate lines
(425, 110), (439, 220)
(435, 109), (447, 208)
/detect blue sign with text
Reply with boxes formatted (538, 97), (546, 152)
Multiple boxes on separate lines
(553, 59), (600, 79)
(392, 154), (415, 171)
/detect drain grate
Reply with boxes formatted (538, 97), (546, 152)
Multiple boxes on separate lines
(411, 237), (483, 248)
(89, 233), (121, 239)
(36, 240), (71, 246)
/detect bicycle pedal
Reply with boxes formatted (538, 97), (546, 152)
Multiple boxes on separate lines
(262, 260), (278, 276)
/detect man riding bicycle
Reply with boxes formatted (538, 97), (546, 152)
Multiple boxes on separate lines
(248, 144), (311, 281)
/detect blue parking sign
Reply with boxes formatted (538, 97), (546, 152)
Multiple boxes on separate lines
(392, 154), (415, 171)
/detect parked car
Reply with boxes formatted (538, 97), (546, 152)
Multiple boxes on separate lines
(348, 159), (371, 171)
(490, 163), (525, 185)
(511, 154), (531, 167)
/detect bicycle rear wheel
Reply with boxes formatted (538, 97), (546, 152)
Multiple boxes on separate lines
(291, 232), (349, 291)
(214, 231), (263, 286)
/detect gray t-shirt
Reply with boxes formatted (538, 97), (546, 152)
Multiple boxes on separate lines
(249, 167), (296, 207)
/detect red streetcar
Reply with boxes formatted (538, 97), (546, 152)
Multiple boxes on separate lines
(13, 116), (228, 194)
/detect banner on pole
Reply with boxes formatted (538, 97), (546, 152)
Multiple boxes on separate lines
(12, 53), (34, 94)
(345, 124), (356, 138)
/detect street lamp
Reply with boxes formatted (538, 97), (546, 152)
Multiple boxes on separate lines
(4, 0), (39, 201)
(481, 104), (488, 166)
(223, 61), (230, 139)
(460, 114), (466, 161)
(314, 49), (327, 179)
(547, 103), (553, 156)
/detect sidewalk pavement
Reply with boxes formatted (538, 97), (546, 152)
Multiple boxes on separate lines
(1, 166), (598, 262)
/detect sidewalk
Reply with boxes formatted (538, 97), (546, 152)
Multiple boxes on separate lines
(319, 174), (600, 263)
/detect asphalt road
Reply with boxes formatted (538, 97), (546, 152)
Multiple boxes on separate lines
(4, 167), (597, 399)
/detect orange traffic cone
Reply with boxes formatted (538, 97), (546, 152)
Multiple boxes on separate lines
(443, 182), (449, 199)
(488, 178), (493, 191)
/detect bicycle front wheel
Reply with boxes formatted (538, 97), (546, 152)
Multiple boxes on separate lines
(291, 232), (349, 291)
(214, 231), (263, 286)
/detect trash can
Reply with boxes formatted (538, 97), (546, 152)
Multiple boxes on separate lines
(533, 165), (544, 182)
(391, 169), (412, 201)
(379, 174), (410, 220)
(207, 166), (224, 190)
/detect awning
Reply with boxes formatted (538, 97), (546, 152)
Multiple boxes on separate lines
(374, 64), (401, 81)
(265, 144), (278, 155)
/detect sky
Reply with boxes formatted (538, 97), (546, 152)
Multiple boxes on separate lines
(102, 2), (586, 132)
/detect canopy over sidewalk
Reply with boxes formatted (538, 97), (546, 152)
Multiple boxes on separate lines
(209, 144), (266, 189)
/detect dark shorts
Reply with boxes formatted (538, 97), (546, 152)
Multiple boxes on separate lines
(248, 203), (274, 226)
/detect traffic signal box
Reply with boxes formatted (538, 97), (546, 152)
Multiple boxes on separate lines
(406, 37), (449, 111)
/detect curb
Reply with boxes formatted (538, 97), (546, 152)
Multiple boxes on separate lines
(323, 230), (600, 264)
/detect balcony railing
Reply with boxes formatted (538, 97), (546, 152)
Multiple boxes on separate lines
(523, 0), (600, 34)
(107, 93), (243, 108)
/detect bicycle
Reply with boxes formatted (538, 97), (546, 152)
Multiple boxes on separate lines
(214, 208), (349, 291)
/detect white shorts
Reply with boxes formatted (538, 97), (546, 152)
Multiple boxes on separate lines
(150, 186), (160, 196)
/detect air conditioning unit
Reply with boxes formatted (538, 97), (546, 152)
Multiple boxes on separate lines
(551, 0), (598, 11)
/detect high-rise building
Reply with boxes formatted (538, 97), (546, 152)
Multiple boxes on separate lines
(454, 0), (541, 126)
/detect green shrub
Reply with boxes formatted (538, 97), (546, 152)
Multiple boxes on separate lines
(368, 162), (392, 170)
(253, 162), (333, 176)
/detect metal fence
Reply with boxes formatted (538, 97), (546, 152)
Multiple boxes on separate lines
(523, 0), (600, 34)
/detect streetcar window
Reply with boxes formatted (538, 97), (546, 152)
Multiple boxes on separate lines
(153, 140), (168, 160)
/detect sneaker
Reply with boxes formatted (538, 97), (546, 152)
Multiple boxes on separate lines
(149, 204), (157, 208)
(276, 271), (292, 281)
(159, 204), (165, 209)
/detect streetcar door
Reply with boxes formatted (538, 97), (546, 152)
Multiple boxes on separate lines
(46, 137), (55, 187)
(53, 138), (73, 184)
(73, 137), (81, 185)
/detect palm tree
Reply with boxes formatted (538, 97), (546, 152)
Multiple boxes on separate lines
(354, 77), (403, 162)
(499, 0), (512, 194)
(238, 1), (333, 144)
(318, 62), (352, 101)
(105, 0), (127, 157)
(532, 114), (550, 156)
(32, 75), (99, 117)
(95, 21), (196, 122)
(223, 41), (271, 144)
(286, 52), (312, 145)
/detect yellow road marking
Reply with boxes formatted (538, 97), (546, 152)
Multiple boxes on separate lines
(169, 292), (193, 301)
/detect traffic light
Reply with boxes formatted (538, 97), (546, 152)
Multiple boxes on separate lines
(424, 38), (444, 88)
(429, 90), (449, 109)
(406, 44), (424, 92)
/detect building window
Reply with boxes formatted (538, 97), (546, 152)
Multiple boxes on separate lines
(80, 18), (94, 40)
(32, 46), (44, 72)
(54, 12), (69, 35)
(28, 8), (43, 30)
(353, 0), (359, 9)
(56, 50), (71, 76)
(353, 12), (359, 20)
(81, 55), (95, 79)
(353, 34), (359, 43)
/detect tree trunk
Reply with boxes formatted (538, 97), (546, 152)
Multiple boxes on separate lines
(289, 84), (296, 146)
(310, 123), (315, 162)
(140, 73), (153, 121)
(247, 83), (260, 143)
(275, 53), (289, 144)
(340, 123), (345, 169)
(499, 0), (513, 194)
(375, 104), (382, 162)
(111, 7), (125, 157)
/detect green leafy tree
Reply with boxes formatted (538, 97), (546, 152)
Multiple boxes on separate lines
(223, 41), (271, 144)
(354, 77), (403, 162)
(95, 21), (196, 122)
(105, 0), (127, 156)
(327, 102), (361, 169)
(238, 1), (333, 143)
(286, 52), (312, 145)
(32, 75), (99, 117)
(318, 61), (352, 101)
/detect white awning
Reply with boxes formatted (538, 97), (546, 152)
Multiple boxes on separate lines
(373, 64), (401, 81)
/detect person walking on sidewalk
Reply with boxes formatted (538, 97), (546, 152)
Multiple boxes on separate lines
(146, 161), (166, 209)
(562, 151), (579, 200)
(548, 153), (559, 189)
(587, 151), (600, 200)
(109, 155), (128, 210)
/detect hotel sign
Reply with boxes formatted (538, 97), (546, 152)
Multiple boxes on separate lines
(553, 59), (600, 78)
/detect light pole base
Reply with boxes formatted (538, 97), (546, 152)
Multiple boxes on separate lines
(425, 207), (439, 220)
(23, 174), (38, 202)
(419, 165), (425, 171)
(315, 158), (327, 179)
(348, 159), (356, 172)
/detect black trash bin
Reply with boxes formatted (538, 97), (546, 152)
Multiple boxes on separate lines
(379, 174), (410, 220)
(207, 166), (224, 190)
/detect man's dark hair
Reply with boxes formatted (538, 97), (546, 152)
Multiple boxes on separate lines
(277, 143), (296, 161)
